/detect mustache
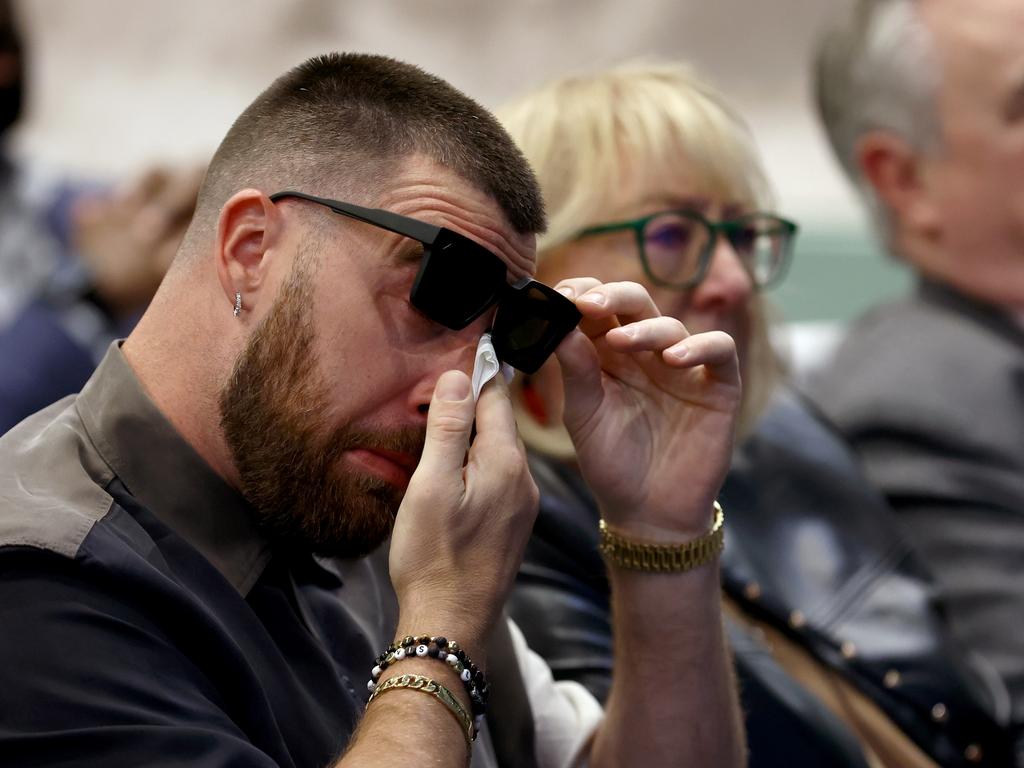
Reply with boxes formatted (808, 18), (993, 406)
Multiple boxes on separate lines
(323, 423), (426, 464)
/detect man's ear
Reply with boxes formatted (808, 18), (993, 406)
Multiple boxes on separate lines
(855, 130), (941, 238)
(214, 189), (283, 317)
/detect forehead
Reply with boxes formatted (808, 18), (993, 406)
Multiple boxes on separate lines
(924, 0), (1024, 88)
(373, 155), (537, 280)
(601, 149), (756, 221)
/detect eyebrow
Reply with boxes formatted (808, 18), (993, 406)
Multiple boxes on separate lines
(633, 195), (710, 213)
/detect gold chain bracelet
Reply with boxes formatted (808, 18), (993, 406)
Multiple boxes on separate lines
(367, 673), (475, 747)
(599, 501), (725, 572)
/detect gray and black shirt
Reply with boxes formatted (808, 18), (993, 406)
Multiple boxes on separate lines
(0, 344), (599, 767)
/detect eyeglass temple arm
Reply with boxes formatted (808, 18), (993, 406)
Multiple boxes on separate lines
(269, 191), (442, 245)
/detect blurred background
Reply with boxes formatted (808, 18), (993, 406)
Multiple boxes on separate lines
(8, 0), (910, 357)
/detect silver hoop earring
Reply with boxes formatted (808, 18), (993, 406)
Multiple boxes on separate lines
(233, 292), (242, 317)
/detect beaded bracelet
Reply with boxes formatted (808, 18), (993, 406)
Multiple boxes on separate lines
(368, 635), (489, 719)
(367, 673), (475, 747)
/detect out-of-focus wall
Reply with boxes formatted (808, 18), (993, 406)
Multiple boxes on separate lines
(10, 0), (911, 325)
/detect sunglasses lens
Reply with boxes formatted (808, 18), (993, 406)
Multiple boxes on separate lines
(412, 231), (506, 330)
(493, 282), (581, 374)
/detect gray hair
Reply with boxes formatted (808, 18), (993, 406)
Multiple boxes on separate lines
(814, 0), (942, 240)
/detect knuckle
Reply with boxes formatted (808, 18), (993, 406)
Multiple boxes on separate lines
(427, 409), (470, 437)
(523, 478), (540, 512)
(621, 280), (645, 294)
(667, 316), (687, 334)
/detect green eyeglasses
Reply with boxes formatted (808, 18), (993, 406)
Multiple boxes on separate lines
(577, 210), (798, 290)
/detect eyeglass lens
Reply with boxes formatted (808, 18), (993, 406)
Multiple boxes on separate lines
(492, 282), (579, 375)
(412, 240), (581, 373)
(642, 213), (789, 288)
(642, 213), (709, 287)
(411, 231), (506, 330)
(723, 214), (789, 287)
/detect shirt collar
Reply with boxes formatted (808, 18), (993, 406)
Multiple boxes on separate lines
(77, 342), (272, 596)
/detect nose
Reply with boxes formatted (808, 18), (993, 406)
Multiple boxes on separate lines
(409, 325), (481, 416)
(688, 235), (754, 313)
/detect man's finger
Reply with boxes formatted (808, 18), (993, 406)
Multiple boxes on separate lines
(472, 367), (519, 450)
(416, 370), (475, 479)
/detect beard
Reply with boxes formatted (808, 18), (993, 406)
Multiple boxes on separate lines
(219, 259), (424, 558)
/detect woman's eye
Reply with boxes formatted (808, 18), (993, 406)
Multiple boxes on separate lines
(646, 223), (692, 249)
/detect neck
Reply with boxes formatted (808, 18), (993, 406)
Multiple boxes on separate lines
(121, 268), (243, 490)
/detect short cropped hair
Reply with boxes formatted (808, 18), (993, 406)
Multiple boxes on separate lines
(814, 0), (941, 240)
(187, 52), (544, 251)
(499, 62), (782, 443)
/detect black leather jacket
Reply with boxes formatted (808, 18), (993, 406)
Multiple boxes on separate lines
(509, 391), (1014, 767)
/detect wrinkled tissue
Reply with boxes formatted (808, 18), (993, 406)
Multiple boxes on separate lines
(471, 332), (514, 401)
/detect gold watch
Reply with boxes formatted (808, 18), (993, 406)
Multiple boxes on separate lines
(598, 501), (724, 572)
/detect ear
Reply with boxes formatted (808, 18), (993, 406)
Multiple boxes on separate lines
(214, 189), (284, 317)
(855, 131), (941, 237)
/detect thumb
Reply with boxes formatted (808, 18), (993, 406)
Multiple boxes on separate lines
(553, 328), (604, 437)
(416, 370), (475, 481)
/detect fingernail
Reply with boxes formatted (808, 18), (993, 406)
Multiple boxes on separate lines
(618, 325), (636, 338)
(580, 292), (606, 306)
(436, 371), (470, 402)
(667, 345), (689, 361)
(556, 286), (575, 299)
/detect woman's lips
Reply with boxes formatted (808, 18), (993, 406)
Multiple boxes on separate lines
(344, 448), (419, 489)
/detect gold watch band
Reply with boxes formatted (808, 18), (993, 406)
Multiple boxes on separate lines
(598, 501), (725, 572)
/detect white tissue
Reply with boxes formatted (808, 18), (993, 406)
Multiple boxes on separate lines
(471, 332), (513, 401)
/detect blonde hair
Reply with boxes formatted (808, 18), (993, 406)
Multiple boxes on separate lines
(498, 61), (784, 453)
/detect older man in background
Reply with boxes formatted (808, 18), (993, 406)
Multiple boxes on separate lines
(810, 0), (1024, 749)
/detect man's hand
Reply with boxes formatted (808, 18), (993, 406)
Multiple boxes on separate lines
(388, 369), (539, 662)
(553, 279), (742, 537)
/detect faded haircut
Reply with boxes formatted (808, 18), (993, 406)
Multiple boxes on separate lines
(183, 52), (545, 255)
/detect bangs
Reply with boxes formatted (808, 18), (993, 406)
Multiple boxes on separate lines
(618, 78), (768, 211)
(500, 63), (772, 253)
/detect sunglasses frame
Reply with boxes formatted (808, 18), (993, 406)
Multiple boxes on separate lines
(268, 191), (580, 373)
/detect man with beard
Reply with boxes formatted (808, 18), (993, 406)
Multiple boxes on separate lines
(0, 53), (744, 767)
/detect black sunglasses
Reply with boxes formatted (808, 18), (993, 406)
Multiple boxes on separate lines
(269, 191), (581, 374)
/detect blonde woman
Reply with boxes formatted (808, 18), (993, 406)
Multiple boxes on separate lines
(501, 64), (1012, 768)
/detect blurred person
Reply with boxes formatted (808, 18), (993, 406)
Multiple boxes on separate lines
(499, 62), (1013, 767)
(810, 0), (1024, 745)
(0, 52), (747, 767)
(0, 0), (204, 433)
(0, 0), (62, 321)
(0, 164), (204, 433)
